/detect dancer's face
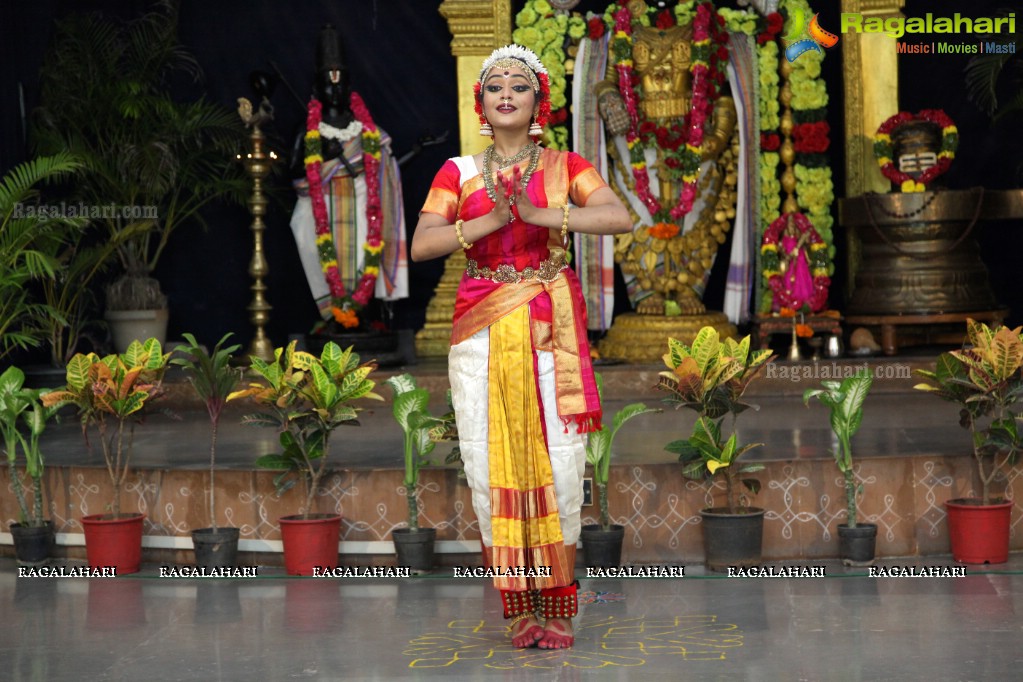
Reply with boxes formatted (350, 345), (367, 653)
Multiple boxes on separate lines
(481, 65), (537, 134)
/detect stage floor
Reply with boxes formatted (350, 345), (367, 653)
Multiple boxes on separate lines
(4, 555), (1022, 680)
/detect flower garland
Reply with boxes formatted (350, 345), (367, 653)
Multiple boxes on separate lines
(760, 212), (830, 312)
(784, 0), (834, 245)
(513, 0), (584, 149)
(304, 94), (384, 327)
(873, 109), (958, 192)
(608, 0), (729, 221)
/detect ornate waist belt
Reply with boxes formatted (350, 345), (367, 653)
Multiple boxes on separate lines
(465, 256), (566, 284)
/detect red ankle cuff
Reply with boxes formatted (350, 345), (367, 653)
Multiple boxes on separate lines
(538, 580), (579, 620)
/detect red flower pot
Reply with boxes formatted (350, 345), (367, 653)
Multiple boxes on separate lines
(945, 499), (1013, 565)
(81, 513), (145, 575)
(279, 514), (341, 576)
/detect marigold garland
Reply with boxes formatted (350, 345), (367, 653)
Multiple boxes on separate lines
(648, 222), (681, 240)
(760, 212), (830, 312)
(304, 94), (384, 325)
(873, 109), (958, 193)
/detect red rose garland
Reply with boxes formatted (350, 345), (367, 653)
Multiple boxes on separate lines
(873, 109), (958, 192)
(304, 94), (385, 321)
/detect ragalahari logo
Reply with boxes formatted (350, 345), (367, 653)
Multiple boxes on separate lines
(785, 7), (839, 62)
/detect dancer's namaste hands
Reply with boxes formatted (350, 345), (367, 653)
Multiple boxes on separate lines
(494, 166), (538, 225)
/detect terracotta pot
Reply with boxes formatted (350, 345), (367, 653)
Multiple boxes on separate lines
(279, 514), (341, 576)
(945, 499), (1012, 565)
(81, 513), (145, 575)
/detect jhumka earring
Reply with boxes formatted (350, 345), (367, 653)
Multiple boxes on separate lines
(528, 119), (543, 136)
(480, 121), (493, 136)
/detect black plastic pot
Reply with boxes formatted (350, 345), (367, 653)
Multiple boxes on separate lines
(837, 523), (877, 567)
(580, 524), (625, 567)
(191, 527), (240, 569)
(700, 507), (765, 572)
(10, 521), (55, 565)
(393, 527), (436, 572)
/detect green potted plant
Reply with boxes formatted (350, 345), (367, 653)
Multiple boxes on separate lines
(658, 327), (774, 571)
(1, 366), (60, 564)
(580, 372), (659, 568)
(41, 338), (170, 573)
(31, 4), (246, 350)
(803, 369), (876, 565)
(914, 319), (1023, 564)
(385, 373), (452, 572)
(171, 332), (243, 568)
(0, 152), (85, 366)
(230, 341), (381, 575)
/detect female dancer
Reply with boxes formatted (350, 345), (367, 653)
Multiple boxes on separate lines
(411, 45), (631, 649)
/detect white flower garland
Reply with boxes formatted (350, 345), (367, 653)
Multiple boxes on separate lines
(318, 119), (363, 143)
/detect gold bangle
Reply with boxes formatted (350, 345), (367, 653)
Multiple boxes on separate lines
(560, 204), (570, 245)
(454, 219), (473, 250)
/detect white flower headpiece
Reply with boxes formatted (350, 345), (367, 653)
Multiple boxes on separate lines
(478, 44), (548, 90)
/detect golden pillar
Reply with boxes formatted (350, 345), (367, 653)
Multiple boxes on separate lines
(416, 0), (512, 357)
(841, 0), (905, 296)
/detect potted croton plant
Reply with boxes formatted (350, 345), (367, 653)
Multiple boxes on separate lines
(1, 366), (60, 564)
(804, 369), (877, 566)
(231, 341), (381, 575)
(385, 373), (454, 572)
(171, 333), (243, 568)
(914, 319), (1023, 564)
(658, 327), (774, 571)
(580, 372), (658, 568)
(42, 338), (169, 573)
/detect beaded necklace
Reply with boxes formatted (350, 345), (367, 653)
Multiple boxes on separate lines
(482, 142), (541, 203)
(489, 141), (536, 169)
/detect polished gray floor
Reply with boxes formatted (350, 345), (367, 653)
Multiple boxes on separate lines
(4, 555), (1022, 681)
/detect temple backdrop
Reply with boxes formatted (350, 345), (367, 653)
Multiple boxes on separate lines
(1, 0), (1021, 357)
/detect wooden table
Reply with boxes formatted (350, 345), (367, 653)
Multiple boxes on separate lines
(843, 309), (1008, 356)
(752, 315), (843, 351)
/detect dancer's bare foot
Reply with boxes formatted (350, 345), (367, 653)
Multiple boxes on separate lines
(510, 615), (544, 648)
(537, 617), (574, 649)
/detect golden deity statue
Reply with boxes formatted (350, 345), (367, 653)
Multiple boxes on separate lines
(632, 24), (693, 121)
(586, 0), (742, 360)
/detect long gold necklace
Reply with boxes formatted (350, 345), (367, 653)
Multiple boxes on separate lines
(483, 142), (541, 203)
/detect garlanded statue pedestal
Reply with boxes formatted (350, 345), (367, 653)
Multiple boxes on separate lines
(599, 310), (735, 362)
(839, 189), (1023, 355)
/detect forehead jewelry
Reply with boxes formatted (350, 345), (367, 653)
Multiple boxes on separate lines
(478, 45), (547, 92)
